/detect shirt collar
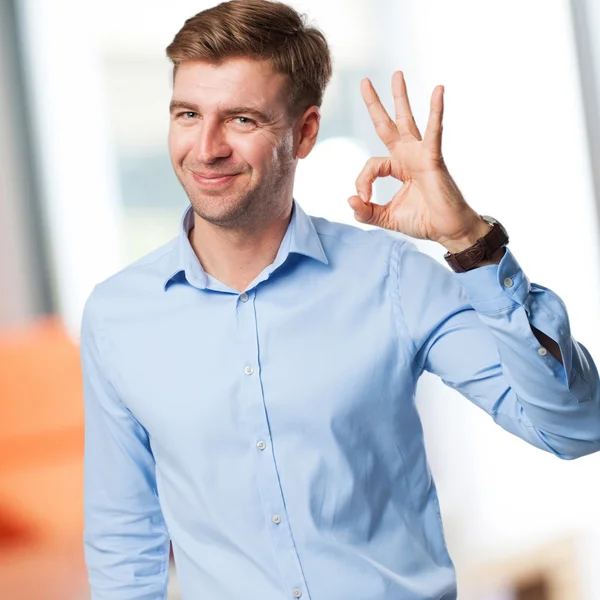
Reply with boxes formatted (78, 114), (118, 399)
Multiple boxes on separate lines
(163, 199), (328, 291)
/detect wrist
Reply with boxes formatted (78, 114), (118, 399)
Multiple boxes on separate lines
(443, 215), (509, 273)
(440, 217), (491, 254)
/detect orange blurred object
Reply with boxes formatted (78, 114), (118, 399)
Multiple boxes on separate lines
(0, 317), (88, 599)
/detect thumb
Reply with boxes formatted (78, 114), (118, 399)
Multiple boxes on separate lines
(348, 194), (375, 224)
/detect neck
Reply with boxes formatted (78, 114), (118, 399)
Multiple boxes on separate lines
(188, 202), (293, 293)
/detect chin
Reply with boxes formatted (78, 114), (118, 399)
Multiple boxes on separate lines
(189, 191), (255, 226)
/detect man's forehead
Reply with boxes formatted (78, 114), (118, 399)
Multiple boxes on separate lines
(174, 58), (285, 90)
(172, 58), (288, 111)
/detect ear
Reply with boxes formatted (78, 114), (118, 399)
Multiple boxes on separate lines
(295, 106), (321, 159)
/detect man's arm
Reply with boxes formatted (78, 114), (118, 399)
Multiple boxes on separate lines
(81, 288), (171, 599)
(345, 69), (600, 457)
(395, 240), (600, 460)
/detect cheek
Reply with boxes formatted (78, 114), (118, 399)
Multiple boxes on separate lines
(234, 133), (279, 169)
(254, 130), (294, 167)
(168, 129), (193, 164)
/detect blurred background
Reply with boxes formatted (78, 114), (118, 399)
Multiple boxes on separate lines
(1, 0), (599, 598)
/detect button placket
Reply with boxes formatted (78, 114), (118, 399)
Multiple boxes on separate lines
(236, 287), (310, 599)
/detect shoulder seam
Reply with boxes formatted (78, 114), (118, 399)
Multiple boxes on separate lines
(390, 239), (417, 356)
(82, 286), (121, 401)
(85, 285), (142, 415)
(314, 228), (392, 247)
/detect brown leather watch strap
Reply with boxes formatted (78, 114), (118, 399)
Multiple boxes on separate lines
(444, 217), (509, 273)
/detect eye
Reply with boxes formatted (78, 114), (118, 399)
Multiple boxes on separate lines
(175, 110), (198, 121)
(230, 116), (257, 130)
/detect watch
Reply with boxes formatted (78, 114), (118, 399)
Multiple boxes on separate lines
(443, 215), (509, 273)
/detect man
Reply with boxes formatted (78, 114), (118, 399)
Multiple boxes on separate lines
(80, 1), (600, 599)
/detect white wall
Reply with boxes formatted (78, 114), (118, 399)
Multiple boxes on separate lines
(16, 0), (124, 335)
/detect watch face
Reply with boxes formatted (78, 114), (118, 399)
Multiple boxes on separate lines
(480, 215), (497, 225)
(481, 215), (507, 236)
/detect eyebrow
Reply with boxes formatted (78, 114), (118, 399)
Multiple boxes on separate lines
(169, 100), (274, 122)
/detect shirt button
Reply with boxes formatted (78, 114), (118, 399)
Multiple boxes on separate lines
(538, 347), (548, 356)
(256, 440), (266, 450)
(240, 292), (249, 302)
(503, 277), (514, 288)
(272, 514), (281, 524)
(292, 589), (302, 598)
(244, 366), (254, 375)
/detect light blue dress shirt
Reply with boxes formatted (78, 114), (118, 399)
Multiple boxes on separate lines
(81, 200), (600, 600)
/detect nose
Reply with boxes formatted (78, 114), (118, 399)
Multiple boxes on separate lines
(193, 119), (232, 164)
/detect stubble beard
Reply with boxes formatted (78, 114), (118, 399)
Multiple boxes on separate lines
(179, 154), (296, 231)
(183, 172), (256, 228)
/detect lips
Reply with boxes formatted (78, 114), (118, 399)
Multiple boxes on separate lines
(193, 172), (238, 179)
(191, 171), (240, 186)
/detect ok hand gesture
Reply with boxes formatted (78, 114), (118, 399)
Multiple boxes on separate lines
(348, 72), (489, 253)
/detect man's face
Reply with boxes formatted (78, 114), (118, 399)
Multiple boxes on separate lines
(168, 58), (299, 228)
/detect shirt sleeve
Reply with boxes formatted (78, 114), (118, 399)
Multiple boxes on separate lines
(81, 287), (171, 599)
(394, 240), (600, 460)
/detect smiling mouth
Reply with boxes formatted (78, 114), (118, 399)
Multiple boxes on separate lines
(191, 171), (240, 186)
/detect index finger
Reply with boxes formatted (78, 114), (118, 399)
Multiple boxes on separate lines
(361, 78), (400, 149)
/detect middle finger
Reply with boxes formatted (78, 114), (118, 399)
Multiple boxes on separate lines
(392, 71), (422, 141)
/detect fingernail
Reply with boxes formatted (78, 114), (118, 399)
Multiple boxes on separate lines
(358, 192), (366, 203)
